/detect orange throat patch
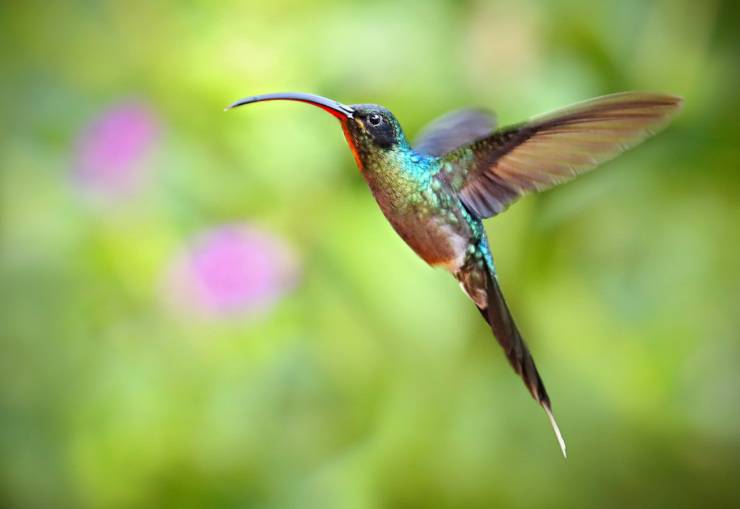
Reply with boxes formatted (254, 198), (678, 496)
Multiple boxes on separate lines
(340, 120), (364, 172)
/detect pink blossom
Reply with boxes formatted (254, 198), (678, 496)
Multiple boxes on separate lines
(165, 225), (300, 317)
(73, 101), (160, 196)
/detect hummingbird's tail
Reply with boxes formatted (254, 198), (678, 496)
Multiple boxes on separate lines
(460, 264), (567, 457)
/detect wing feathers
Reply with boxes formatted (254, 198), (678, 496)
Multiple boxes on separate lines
(414, 108), (497, 157)
(447, 92), (682, 218)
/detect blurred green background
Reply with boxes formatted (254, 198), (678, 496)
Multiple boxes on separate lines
(2, 1), (740, 508)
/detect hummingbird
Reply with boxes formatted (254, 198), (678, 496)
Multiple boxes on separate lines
(227, 91), (682, 456)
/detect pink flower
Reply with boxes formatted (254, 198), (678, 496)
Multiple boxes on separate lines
(165, 225), (300, 317)
(73, 101), (160, 196)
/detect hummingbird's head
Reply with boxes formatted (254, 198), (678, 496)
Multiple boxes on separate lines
(226, 92), (410, 171)
(341, 103), (407, 153)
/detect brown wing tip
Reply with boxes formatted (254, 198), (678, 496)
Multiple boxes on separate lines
(634, 92), (683, 112)
(662, 94), (684, 115)
(599, 91), (684, 117)
(663, 94), (684, 107)
(597, 91), (683, 105)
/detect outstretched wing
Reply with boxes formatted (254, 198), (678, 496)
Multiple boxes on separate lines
(443, 92), (682, 218)
(414, 108), (497, 157)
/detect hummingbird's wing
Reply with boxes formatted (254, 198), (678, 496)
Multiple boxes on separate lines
(414, 108), (497, 157)
(443, 92), (682, 218)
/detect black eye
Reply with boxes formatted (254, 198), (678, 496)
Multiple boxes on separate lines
(367, 113), (382, 127)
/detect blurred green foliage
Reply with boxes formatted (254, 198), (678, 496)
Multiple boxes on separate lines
(2, 0), (740, 508)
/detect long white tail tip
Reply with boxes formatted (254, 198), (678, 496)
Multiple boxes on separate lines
(544, 405), (567, 458)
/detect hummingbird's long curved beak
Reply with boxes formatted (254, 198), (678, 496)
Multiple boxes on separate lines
(225, 92), (354, 119)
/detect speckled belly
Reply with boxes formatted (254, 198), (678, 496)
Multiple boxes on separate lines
(361, 162), (474, 271)
(382, 202), (473, 271)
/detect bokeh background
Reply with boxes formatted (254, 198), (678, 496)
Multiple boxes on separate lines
(2, 1), (739, 508)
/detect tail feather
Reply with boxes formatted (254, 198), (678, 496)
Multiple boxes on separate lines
(466, 267), (567, 457)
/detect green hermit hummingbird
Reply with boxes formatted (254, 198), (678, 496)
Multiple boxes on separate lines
(227, 91), (682, 456)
